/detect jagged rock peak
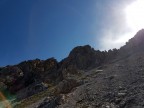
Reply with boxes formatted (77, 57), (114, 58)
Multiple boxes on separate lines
(61, 45), (107, 70)
(120, 29), (144, 52)
(127, 29), (144, 44)
(69, 45), (95, 56)
(134, 29), (144, 38)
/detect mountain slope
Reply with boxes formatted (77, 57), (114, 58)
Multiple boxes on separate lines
(1, 29), (144, 108)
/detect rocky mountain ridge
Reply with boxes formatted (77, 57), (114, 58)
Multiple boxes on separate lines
(0, 29), (144, 108)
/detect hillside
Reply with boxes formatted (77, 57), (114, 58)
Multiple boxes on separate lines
(0, 29), (144, 108)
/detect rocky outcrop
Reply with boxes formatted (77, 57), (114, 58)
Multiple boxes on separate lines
(0, 45), (119, 101)
(61, 45), (107, 70)
(3, 29), (144, 108)
(0, 58), (63, 100)
(18, 58), (62, 84)
(0, 66), (24, 92)
(119, 29), (144, 57)
(126, 29), (144, 48)
(58, 52), (144, 108)
(36, 97), (61, 108)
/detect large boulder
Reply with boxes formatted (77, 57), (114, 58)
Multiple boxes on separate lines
(36, 97), (61, 108)
(54, 79), (81, 94)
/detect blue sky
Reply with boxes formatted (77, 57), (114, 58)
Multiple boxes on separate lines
(0, 0), (138, 66)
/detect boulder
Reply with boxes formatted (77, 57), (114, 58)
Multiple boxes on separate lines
(55, 79), (80, 94)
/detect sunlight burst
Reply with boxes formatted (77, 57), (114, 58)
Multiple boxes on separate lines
(125, 0), (144, 31)
(99, 0), (144, 50)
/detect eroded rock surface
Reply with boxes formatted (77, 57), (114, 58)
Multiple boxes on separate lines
(1, 29), (144, 108)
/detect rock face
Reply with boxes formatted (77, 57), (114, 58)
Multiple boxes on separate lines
(58, 52), (144, 108)
(0, 58), (63, 100)
(126, 29), (144, 49)
(1, 29), (144, 108)
(120, 29), (144, 57)
(61, 45), (118, 70)
(61, 45), (106, 70)
(18, 58), (62, 85)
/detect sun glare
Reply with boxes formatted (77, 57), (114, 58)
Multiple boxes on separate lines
(125, 0), (144, 31)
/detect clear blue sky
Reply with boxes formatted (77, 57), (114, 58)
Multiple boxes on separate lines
(0, 0), (134, 66)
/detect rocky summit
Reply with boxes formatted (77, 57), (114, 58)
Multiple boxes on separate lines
(1, 29), (144, 108)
